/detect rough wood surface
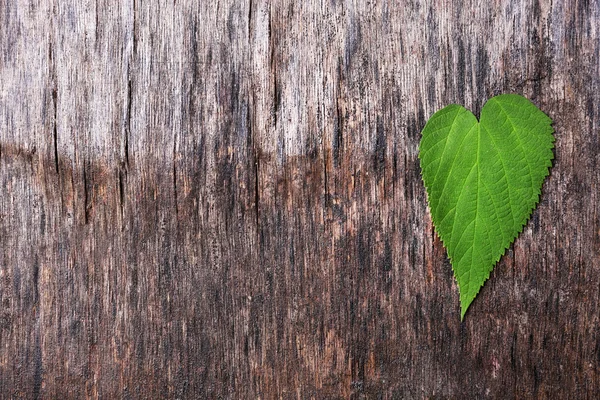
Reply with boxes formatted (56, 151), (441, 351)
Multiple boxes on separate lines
(1, 0), (599, 398)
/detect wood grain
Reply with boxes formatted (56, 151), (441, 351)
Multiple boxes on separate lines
(1, 0), (599, 398)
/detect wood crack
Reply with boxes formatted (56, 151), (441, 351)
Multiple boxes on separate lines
(125, 71), (132, 167)
(118, 168), (125, 219)
(254, 155), (260, 228)
(83, 162), (90, 224)
(49, 42), (59, 174)
(173, 142), (178, 218)
(248, 0), (253, 40)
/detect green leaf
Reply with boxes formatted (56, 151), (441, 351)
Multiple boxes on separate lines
(419, 94), (554, 319)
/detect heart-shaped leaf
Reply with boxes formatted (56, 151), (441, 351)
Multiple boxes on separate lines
(419, 94), (554, 319)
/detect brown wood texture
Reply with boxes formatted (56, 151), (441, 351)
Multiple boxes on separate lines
(1, 0), (599, 398)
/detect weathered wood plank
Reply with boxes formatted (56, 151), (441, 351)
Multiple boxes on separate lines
(1, 0), (599, 398)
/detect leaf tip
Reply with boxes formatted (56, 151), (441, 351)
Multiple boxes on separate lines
(460, 306), (467, 321)
(459, 294), (474, 320)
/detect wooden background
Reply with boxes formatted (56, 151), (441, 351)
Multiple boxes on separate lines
(1, 0), (599, 398)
